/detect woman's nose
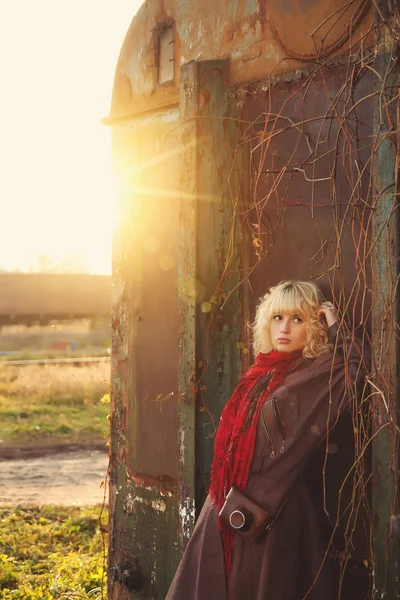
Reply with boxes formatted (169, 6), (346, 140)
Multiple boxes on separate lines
(280, 319), (290, 332)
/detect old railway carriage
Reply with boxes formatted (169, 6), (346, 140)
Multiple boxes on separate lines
(105, 0), (399, 598)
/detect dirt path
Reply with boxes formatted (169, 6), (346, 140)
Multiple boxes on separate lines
(0, 450), (109, 505)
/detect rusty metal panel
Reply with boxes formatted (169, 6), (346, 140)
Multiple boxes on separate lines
(124, 109), (180, 479)
(239, 69), (373, 324)
(267, 0), (371, 59)
(109, 107), (182, 599)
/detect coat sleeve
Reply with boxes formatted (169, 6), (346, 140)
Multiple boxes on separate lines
(327, 321), (370, 396)
(254, 322), (369, 515)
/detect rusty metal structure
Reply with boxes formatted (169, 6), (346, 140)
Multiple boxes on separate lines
(106, 1), (399, 598)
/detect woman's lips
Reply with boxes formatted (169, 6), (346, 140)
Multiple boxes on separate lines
(277, 338), (290, 343)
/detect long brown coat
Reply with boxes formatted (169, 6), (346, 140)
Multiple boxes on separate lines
(167, 324), (368, 600)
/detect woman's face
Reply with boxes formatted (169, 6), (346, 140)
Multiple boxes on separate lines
(269, 311), (309, 353)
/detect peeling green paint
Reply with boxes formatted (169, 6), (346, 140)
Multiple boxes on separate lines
(111, 463), (179, 599)
(194, 60), (242, 509)
(371, 16), (400, 600)
(178, 60), (198, 551)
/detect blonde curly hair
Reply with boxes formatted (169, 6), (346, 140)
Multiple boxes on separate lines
(252, 280), (332, 358)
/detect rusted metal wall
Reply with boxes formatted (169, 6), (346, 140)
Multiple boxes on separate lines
(107, 1), (398, 598)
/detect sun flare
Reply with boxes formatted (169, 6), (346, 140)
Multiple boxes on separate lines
(0, 0), (143, 275)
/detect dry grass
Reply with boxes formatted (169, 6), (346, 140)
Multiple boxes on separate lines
(0, 362), (110, 446)
(0, 362), (109, 402)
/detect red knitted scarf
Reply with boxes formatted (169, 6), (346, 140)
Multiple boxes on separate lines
(209, 350), (301, 575)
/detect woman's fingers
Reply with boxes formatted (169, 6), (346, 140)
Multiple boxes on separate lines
(317, 302), (338, 327)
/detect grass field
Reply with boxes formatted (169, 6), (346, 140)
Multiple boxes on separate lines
(0, 362), (110, 448)
(0, 358), (111, 598)
(0, 505), (107, 599)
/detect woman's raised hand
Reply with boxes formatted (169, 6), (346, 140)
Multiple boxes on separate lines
(317, 302), (338, 328)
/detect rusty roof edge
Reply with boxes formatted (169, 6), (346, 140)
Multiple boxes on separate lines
(101, 97), (180, 126)
(103, 47), (375, 125)
(107, 0), (374, 123)
(228, 48), (375, 96)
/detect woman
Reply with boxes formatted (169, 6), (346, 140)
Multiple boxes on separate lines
(167, 280), (367, 600)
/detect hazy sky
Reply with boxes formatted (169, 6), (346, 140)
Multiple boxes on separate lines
(0, 0), (144, 273)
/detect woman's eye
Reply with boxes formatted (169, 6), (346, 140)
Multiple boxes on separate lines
(273, 315), (281, 321)
(293, 317), (303, 323)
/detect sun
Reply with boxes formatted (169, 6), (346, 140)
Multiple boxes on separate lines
(0, 0), (144, 275)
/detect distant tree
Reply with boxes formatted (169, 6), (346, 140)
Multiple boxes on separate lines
(30, 254), (54, 272)
(28, 251), (90, 274)
(58, 251), (90, 274)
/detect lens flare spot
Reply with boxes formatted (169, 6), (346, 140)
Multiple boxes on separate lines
(201, 301), (212, 313)
(159, 255), (175, 271)
(143, 236), (160, 254)
(327, 443), (338, 454)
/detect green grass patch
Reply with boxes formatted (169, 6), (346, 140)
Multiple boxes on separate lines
(0, 363), (110, 446)
(0, 395), (110, 445)
(0, 505), (107, 599)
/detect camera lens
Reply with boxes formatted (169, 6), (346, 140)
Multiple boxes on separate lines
(229, 507), (254, 531)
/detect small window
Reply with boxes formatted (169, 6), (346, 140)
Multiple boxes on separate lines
(158, 25), (175, 85)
